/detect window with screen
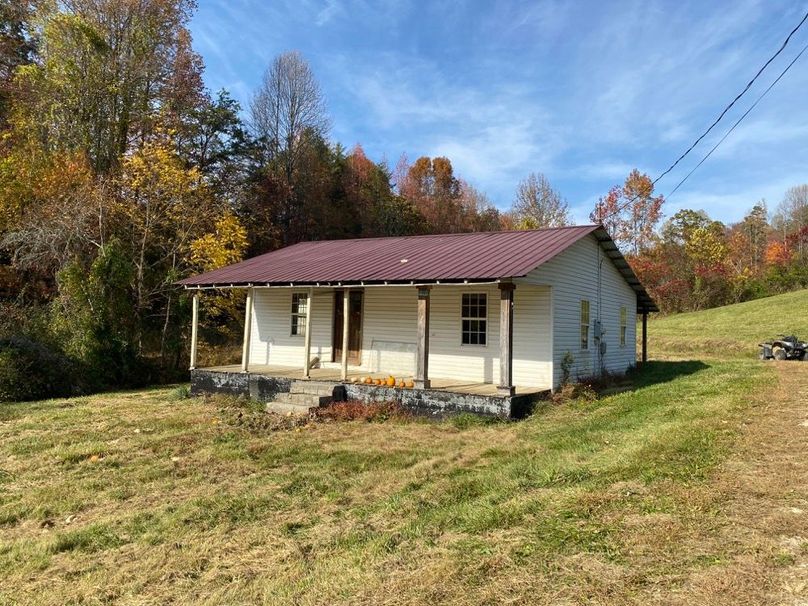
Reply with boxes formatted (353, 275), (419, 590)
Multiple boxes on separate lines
(580, 300), (590, 350)
(620, 306), (627, 347)
(461, 293), (487, 345)
(291, 293), (308, 336)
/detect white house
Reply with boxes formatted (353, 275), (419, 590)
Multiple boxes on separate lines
(181, 225), (657, 416)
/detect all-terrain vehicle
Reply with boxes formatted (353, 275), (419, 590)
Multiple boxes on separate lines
(758, 335), (807, 361)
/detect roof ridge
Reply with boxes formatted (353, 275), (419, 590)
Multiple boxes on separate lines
(278, 224), (601, 246)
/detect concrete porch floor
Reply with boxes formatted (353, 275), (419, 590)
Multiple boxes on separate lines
(201, 364), (544, 397)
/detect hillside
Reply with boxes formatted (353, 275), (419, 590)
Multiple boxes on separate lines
(648, 288), (808, 359)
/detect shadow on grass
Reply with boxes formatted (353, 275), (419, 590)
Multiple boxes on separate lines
(628, 360), (710, 389)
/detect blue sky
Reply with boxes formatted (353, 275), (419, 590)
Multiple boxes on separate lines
(190, 0), (808, 225)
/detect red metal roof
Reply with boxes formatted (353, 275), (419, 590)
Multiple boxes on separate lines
(179, 225), (658, 312)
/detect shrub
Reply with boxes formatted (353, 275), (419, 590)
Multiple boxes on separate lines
(169, 385), (191, 401)
(0, 336), (84, 401)
(315, 400), (409, 422)
(560, 351), (575, 385)
(552, 382), (598, 405)
(50, 240), (142, 389)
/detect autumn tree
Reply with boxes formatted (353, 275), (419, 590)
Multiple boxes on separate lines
(591, 169), (663, 253)
(250, 51), (329, 171)
(0, 0), (37, 127)
(635, 209), (730, 311)
(399, 156), (465, 233)
(116, 135), (219, 355)
(730, 202), (769, 274)
(458, 182), (503, 232)
(189, 211), (248, 339)
(248, 51), (330, 246)
(1, 151), (105, 276)
(773, 185), (808, 261)
(12, 0), (200, 174)
(511, 172), (569, 229)
(765, 241), (792, 267)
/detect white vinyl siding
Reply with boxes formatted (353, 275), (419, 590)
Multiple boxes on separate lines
(520, 233), (638, 387)
(427, 284), (551, 388)
(358, 287), (418, 375)
(248, 283), (553, 390)
(249, 289), (333, 366)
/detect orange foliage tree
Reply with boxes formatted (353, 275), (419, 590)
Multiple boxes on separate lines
(590, 169), (663, 254)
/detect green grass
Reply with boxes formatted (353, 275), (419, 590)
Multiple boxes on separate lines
(0, 358), (777, 604)
(647, 288), (808, 358)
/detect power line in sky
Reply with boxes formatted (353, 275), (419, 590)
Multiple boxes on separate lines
(653, 9), (808, 187)
(597, 9), (808, 222)
(666, 39), (808, 199)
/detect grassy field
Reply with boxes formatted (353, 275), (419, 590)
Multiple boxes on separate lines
(647, 288), (808, 359)
(1, 293), (808, 604)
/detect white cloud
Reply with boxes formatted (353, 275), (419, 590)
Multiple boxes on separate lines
(315, 0), (342, 26)
(189, 0), (808, 223)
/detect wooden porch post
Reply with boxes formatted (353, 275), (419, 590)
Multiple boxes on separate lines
(189, 291), (199, 370)
(498, 282), (515, 396)
(641, 310), (648, 365)
(341, 289), (350, 380)
(414, 286), (431, 389)
(302, 287), (314, 378)
(241, 287), (254, 373)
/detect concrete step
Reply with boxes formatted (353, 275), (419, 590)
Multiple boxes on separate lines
(265, 401), (313, 416)
(274, 392), (332, 407)
(290, 381), (339, 396)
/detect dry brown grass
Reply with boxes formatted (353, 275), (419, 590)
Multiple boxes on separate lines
(665, 362), (808, 606)
(1, 360), (807, 604)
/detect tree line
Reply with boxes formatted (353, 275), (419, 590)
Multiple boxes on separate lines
(0, 0), (569, 399)
(0, 0), (806, 400)
(588, 170), (808, 313)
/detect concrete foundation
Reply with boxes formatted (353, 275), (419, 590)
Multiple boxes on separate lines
(191, 369), (548, 419)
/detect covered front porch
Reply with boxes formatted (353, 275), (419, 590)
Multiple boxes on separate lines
(187, 280), (554, 401)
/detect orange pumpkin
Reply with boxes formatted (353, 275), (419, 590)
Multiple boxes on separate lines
(397, 380), (405, 388)
(386, 376), (396, 387)
(405, 380), (414, 389)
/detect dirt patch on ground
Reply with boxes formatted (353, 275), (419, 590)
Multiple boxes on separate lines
(670, 362), (808, 605)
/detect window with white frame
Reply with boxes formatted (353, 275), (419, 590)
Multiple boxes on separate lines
(291, 293), (308, 336)
(461, 293), (487, 345)
(580, 300), (590, 350)
(620, 306), (627, 347)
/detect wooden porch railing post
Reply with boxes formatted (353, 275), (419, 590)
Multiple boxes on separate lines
(189, 291), (199, 370)
(414, 286), (431, 389)
(498, 282), (515, 396)
(303, 287), (313, 378)
(341, 289), (350, 381)
(241, 287), (254, 373)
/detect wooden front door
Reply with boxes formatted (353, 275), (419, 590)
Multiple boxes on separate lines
(333, 290), (363, 365)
